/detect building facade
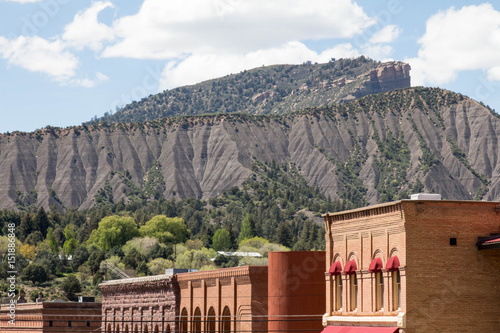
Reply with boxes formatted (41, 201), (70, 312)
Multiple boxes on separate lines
(0, 301), (101, 333)
(322, 199), (500, 333)
(100, 274), (178, 333)
(176, 266), (268, 333)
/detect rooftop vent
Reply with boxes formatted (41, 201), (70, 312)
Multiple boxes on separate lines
(410, 193), (441, 200)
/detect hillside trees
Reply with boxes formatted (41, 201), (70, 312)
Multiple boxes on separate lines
(87, 215), (139, 251)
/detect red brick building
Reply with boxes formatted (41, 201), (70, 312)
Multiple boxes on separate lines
(0, 301), (101, 333)
(176, 266), (269, 333)
(100, 274), (178, 333)
(322, 199), (500, 333)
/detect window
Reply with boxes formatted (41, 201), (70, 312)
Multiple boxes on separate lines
(375, 272), (384, 311)
(222, 306), (231, 333)
(193, 307), (202, 333)
(349, 274), (357, 311)
(180, 308), (188, 333)
(450, 238), (457, 246)
(68, 321), (72, 327)
(392, 270), (401, 310)
(335, 275), (343, 311)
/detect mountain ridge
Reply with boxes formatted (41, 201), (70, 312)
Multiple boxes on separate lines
(96, 56), (410, 123)
(2, 87), (500, 212)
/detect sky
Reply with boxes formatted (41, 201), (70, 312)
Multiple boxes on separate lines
(1, 0), (500, 133)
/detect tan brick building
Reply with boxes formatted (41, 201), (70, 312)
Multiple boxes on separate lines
(176, 266), (268, 333)
(322, 199), (500, 333)
(0, 301), (101, 333)
(100, 274), (178, 333)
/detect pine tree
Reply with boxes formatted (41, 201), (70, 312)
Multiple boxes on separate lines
(276, 222), (293, 248)
(35, 207), (49, 237)
(19, 213), (34, 242)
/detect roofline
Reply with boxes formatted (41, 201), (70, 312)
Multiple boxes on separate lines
(322, 199), (500, 217)
(176, 265), (267, 281)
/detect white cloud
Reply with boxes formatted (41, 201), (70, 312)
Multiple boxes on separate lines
(62, 1), (115, 52)
(0, 36), (79, 83)
(72, 71), (109, 88)
(408, 4), (500, 86)
(369, 25), (401, 44)
(361, 44), (394, 60)
(103, 0), (375, 59)
(159, 42), (359, 89)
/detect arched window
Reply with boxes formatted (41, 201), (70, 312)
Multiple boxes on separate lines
(329, 261), (343, 311)
(343, 259), (357, 312)
(134, 324), (139, 333)
(108, 324), (112, 333)
(369, 257), (384, 311)
(193, 307), (202, 333)
(166, 324), (171, 333)
(125, 324), (129, 333)
(155, 324), (159, 333)
(386, 256), (401, 310)
(144, 325), (149, 333)
(180, 308), (188, 333)
(221, 306), (231, 333)
(116, 324), (120, 333)
(207, 307), (216, 333)
(349, 273), (358, 311)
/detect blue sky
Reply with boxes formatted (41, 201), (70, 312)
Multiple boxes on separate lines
(1, 0), (499, 133)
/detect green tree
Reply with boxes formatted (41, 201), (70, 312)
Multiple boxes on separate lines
(87, 215), (139, 251)
(212, 229), (232, 251)
(139, 215), (189, 244)
(22, 264), (48, 285)
(18, 213), (34, 242)
(276, 222), (294, 248)
(35, 206), (49, 237)
(62, 224), (78, 255)
(61, 275), (81, 301)
(239, 214), (254, 243)
(46, 228), (59, 254)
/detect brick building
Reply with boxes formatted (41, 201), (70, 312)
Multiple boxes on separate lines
(100, 274), (178, 333)
(176, 266), (269, 333)
(0, 301), (101, 333)
(322, 198), (500, 333)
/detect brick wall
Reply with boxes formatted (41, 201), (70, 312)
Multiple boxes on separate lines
(404, 200), (500, 333)
(100, 275), (178, 333)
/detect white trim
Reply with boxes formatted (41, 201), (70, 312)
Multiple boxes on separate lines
(325, 312), (406, 328)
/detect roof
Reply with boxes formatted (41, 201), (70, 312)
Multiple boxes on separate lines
(323, 199), (500, 218)
(217, 251), (263, 257)
(477, 234), (500, 250)
(99, 274), (173, 286)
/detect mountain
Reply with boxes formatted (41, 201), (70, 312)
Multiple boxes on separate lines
(2, 87), (500, 212)
(98, 57), (410, 123)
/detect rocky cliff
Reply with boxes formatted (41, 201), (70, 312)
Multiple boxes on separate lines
(2, 88), (500, 211)
(100, 57), (411, 123)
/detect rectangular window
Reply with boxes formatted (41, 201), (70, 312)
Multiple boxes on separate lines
(349, 274), (358, 311)
(375, 272), (384, 311)
(392, 271), (401, 310)
(335, 275), (343, 310)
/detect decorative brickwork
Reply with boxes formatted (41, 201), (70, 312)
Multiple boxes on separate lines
(0, 302), (101, 333)
(176, 266), (268, 333)
(323, 199), (500, 333)
(100, 274), (178, 333)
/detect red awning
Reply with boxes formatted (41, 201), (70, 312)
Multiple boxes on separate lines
(369, 257), (383, 273)
(385, 256), (400, 272)
(322, 326), (399, 333)
(329, 261), (342, 276)
(343, 260), (357, 275)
